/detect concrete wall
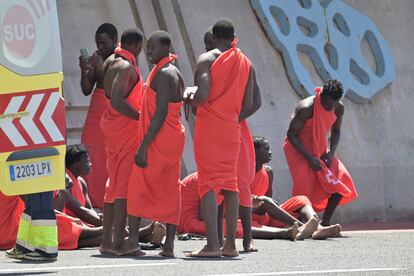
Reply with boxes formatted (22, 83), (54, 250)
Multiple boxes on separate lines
(58, 0), (414, 224)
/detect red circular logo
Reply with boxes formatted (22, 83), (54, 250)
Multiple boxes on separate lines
(2, 5), (36, 59)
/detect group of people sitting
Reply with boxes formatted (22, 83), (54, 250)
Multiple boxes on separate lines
(0, 18), (357, 260)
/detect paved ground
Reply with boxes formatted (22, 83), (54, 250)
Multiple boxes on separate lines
(1, 230), (414, 276)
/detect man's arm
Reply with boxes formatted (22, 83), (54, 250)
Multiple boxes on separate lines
(110, 63), (140, 120)
(134, 69), (175, 168)
(188, 53), (213, 105)
(286, 103), (322, 171)
(79, 177), (93, 210)
(264, 165), (273, 198)
(321, 102), (344, 167)
(79, 56), (97, 96)
(239, 66), (260, 121)
(64, 191), (102, 226)
(52, 191), (67, 211)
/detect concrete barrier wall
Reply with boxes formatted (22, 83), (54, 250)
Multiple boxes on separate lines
(58, 0), (414, 223)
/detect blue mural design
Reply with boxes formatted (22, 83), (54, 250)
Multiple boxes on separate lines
(250, 0), (395, 103)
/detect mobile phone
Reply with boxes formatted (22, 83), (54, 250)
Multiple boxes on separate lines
(80, 48), (89, 62)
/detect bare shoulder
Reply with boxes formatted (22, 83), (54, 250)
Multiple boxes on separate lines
(197, 49), (220, 65)
(335, 101), (345, 117)
(78, 177), (87, 186)
(156, 65), (178, 83)
(294, 96), (314, 119)
(263, 164), (273, 174)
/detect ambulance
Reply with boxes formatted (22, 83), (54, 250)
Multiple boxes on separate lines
(0, 0), (65, 195)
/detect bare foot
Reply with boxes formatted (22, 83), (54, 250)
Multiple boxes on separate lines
(159, 248), (175, 257)
(312, 224), (342, 240)
(286, 222), (299, 241)
(186, 245), (222, 258)
(219, 237), (226, 248)
(243, 238), (258, 252)
(296, 217), (319, 240)
(150, 222), (166, 246)
(99, 245), (114, 255)
(222, 241), (239, 257)
(112, 240), (141, 256)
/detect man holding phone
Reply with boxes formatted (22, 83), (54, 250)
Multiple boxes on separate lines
(78, 23), (118, 210)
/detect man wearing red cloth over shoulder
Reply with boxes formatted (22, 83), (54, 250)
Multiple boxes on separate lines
(184, 18), (254, 258)
(100, 28), (144, 256)
(284, 80), (358, 226)
(128, 31), (185, 258)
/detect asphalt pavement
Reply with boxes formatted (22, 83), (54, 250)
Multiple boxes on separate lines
(1, 230), (414, 276)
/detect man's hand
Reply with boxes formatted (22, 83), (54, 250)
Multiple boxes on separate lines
(320, 151), (334, 168)
(307, 155), (323, 171)
(89, 51), (104, 73)
(79, 55), (90, 71)
(251, 195), (264, 210)
(134, 143), (148, 168)
(183, 86), (197, 104)
(65, 175), (74, 189)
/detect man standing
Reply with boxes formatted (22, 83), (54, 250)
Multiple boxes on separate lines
(100, 28), (144, 256)
(185, 18), (254, 257)
(201, 27), (262, 253)
(284, 80), (358, 226)
(79, 23), (118, 209)
(128, 31), (185, 257)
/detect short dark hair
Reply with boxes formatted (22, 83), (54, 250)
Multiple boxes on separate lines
(66, 144), (88, 168)
(96, 23), (118, 40)
(204, 26), (213, 36)
(148, 30), (171, 47)
(212, 18), (235, 40)
(323, 79), (343, 100)
(253, 136), (268, 151)
(121, 28), (144, 46)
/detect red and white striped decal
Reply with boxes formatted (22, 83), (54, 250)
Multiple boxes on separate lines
(0, 88), (65, 153)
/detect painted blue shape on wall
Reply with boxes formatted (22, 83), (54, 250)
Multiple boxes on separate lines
(250, 0), (395, 103)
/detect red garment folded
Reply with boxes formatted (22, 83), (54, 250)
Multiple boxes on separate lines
(283, 88), (357, 211)
(250, 167), (270, 197)
(0, 191), (24, 250)
(267, 196), (311, 228)
(56, 212), (84, 250)
(65, 169), (86, 218)
(195, 40), (251, 198)
(179, 173), (243, 238)
(101, 47), (143, 203)
(237, 120), (255, 208)
(128, 55), (185, 225)
(81, 88), (108, 208)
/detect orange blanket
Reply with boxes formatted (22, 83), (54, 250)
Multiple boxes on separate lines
(250, 167), (269, 197)
(65, 169), (86, 218)
(101, 46), (143, 203)
(283, 88), (357, 212)
(128, 54), (185, 225)
(81, 87), (108, 208)
(194, 40), (251, 198)
(178, 173), (243, 238)
(250, 168), (311, 227)
(56, 212), (84, 250)
(237, 120), (255, 208)
(0, 191), (24, 250)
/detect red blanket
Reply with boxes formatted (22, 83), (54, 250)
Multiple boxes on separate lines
(81, 88), (108, 208)
(195, 40), (251, 198)
(100, 47), (143, 203)
(237, 120), (255, 207)
(0, 191), (24, 250)
(283, 88), (357, 211)
(128, 54), (185, 225)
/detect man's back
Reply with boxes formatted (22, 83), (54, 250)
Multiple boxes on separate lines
(150, 63), (184, 103)
(103, 55), (138, 100)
